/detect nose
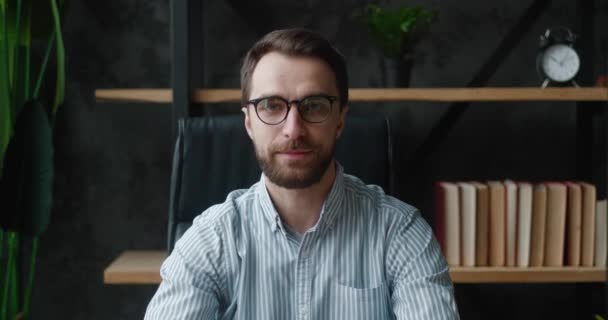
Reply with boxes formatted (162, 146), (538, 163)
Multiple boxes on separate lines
(281, 104), (306, 139)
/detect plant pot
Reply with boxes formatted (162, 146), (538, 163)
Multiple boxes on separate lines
(382, 57), (414, 88)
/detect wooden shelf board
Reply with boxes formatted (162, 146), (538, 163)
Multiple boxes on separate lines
(96, 88), (173, 103)
(95, 87), (608, 104)
(104, 250), (166, 284)
(103, 250), (607, 285)
(450, 266), (607, 283)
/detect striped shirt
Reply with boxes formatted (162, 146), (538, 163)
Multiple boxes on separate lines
(145, 165), (459, 319)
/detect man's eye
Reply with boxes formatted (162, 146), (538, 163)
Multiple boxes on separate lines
(301, 98), (328, 113)
(260, 99), (285, 112)
(304, 103), (322, 110)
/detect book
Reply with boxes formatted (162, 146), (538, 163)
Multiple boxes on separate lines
(565, 182), (582, 266)
(544, 183), (567, 267)
(595, 200), (607, 267)
(530, 184), (548, 267)
(459, 182), (476, 267)
(580, 183), (597, 267)
(473, 182), (489, 266)
(488, 181), (506, 267)
(505, 180), (518, 267)
(516, 183), (533, 267)
(435, 182), (460, 266)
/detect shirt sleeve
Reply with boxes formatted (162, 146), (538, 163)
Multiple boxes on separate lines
(386, 209), (460, 319)
(144, 215), (226, 320)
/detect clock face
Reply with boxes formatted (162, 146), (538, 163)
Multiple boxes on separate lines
(541, 44), (580, 82)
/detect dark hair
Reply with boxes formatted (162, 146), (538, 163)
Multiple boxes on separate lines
(240, 28), (348, 109)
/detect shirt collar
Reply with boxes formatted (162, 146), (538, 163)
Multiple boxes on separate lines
(256, 162), (345, 234)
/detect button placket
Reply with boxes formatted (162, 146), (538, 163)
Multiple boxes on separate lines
(296, 235), (314, 319)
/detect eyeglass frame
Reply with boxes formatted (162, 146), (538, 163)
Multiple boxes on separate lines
(246, 94), (339, 125)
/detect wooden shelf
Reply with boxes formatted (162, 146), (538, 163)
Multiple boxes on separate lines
(103, 250), (607, 285)
(95, 87), (608, 104)
(450, 266), (607, 283)
(104, 250), (165, 284)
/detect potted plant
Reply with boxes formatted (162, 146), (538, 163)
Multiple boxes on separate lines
(358, 3), (437, 87)
(0, 0), (65, 319)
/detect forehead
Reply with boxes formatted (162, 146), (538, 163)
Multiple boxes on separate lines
(249, 51), (338, 99)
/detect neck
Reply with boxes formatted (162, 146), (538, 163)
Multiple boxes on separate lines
(265, 161), (337, 234)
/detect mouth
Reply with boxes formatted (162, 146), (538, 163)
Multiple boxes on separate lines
(276, 149), (313, 160)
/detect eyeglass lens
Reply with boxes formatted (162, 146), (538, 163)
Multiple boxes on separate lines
(255, 96), (332, 124)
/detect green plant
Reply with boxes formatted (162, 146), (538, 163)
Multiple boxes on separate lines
(0, 0), (65, 319)
(358, 3), (437, 59)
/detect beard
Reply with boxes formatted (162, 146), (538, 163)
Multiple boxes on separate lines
(254, 137), (335, 189)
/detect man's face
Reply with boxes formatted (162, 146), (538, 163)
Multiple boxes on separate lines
(243, 52), (347, 189)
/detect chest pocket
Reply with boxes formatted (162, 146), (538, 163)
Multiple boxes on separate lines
(328, 282), (392, 319)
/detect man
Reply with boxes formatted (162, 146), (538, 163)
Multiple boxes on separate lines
(145, 28), (459, 319)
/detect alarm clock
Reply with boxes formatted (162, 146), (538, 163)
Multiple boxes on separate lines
(536, 27), (580, 88)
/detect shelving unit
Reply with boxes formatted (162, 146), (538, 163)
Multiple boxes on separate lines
(103, 250), (607, 285)
(95, 87), (608, 104)
(99, 86), (607, 286)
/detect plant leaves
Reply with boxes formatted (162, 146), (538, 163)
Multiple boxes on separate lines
(361, 4), (437, 58)
(1, 233), (16, 319)
(0, 0), (13, 175)
(8, 233), (19, 319)
(22, 237), (38, 319)
(23, 0), (32, 100)
(0, 100), (54, 236)
(50, 0), (64, 114)
(32, 30), (53, 100)
(11, 0), (27, 125)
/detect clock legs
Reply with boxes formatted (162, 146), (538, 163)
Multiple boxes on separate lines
(540, 79), (579, 88)
(541, 79), (550, 88)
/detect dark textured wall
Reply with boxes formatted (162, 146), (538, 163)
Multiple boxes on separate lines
(29, 0), (607, 319)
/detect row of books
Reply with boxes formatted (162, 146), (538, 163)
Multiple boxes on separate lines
(435, 181), (607, 268)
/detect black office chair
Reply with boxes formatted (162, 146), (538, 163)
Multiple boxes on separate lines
(167, 114), (394, 251)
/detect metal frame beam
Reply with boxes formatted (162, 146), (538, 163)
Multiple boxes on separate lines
(405, 0), (552, 173)
(171, 0), (203, 136)
(171, 0), (190, 134)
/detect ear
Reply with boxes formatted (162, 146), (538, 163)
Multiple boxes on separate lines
(242, 107), (254, 140)
(335, 105), (348, 139)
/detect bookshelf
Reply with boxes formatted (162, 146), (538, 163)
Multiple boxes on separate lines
(99, 86), (607, 285)
(95, 87), (608, 104)
(103, 250), (607, 285)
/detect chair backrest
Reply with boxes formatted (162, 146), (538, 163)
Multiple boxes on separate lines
(167, 114), (394, 251)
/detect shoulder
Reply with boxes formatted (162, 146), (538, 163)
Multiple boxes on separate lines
(176, 182), (259, 252)
(342, 173), (436, 253)
(191, 183), (259, 230)
(342, 173), (420, 224)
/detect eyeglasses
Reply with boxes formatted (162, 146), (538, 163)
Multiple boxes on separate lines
(247, 95), (338, 125)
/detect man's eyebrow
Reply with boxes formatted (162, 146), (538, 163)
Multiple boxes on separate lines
(249, 91), (335, 100)
(249, 93), (284, 100)
(300, 92), (333, 97)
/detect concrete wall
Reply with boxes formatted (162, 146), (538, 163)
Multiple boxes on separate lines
(30, 0), (606, 318)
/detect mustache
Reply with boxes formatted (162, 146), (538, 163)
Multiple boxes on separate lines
(271, 139), (314, 153)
